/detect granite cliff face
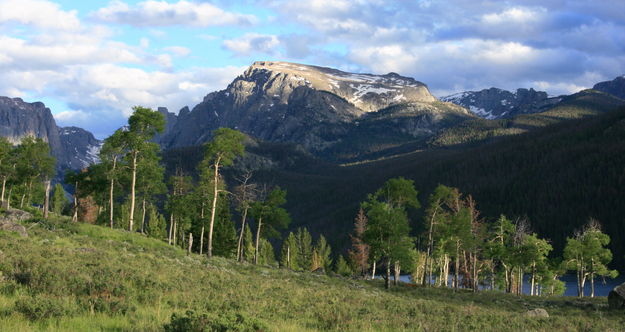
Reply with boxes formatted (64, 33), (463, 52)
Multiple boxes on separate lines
(441, 88), (560, 119)
(0, 97), (101, 172)
(593, 76), (625, 100)
(157, 61), (470, 158)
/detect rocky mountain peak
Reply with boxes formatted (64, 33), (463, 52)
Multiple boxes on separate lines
(593, 75), (625, 100)
(441, 87), (558, 119)
(238, 61), (437, 113)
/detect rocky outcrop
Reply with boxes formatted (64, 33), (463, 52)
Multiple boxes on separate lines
(593, 76), (625, 100)
(0, 97), (101, 174)
(441, 88), (560, 119)
(157, 61), (470, 159)
(608, 282), (625, 309)
(0, 209), (32, 237)
(524, 308), (549, 318)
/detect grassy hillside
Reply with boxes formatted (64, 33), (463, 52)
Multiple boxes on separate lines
(0, 214), (623, 331)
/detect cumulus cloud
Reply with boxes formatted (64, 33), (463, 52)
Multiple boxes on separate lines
(223, 33), (280, 56)
(0, 0), (246, 137)
(266, 0), (625, 96)
(0, 0), (81, 30)
(92, 0), (257, 27)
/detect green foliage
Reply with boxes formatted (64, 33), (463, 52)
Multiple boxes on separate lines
(313, 234), (333, 271)
(250, 187), (290, 240)
(202, 128), (246, 168)
(295, 227), (313, 271)
(211, 194), (238, 258)
(242, 226), (255, 263)
(164, 310), (266, 332)
(362, 178), (418, 286)
(15, 295), (78, 321)
(52, 183), (68, 215)
(335, 255), (353, 277)
(257, 238), (277, 266)
(280, 231), (299, 270)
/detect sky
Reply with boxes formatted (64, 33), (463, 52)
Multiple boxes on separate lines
(0, 0), (624, 138)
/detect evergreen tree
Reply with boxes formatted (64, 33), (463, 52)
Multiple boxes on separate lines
(280, 232), (299, 270)
(243, 226), (255, 263)
(313, 235), (332, 271)
(250, 187), (290, 264)
(348, 208), (369, 277)
(295, 227), (313, 271)
(211, 193), (238, 258)
(51, 183), (68, 215)
(335, 255), (353, 277)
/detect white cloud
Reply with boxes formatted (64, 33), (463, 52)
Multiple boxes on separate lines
(0, 0), (80, 31)
(164, 46), (191, 57)
(223, 33), (280, 56)
(92, 0), (257, 27)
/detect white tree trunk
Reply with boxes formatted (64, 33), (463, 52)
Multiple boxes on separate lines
(254, 217), (263, 265)
(43, 179), (50, 219)
(129, 152), (138, 232)
(207, 159), (220, 258)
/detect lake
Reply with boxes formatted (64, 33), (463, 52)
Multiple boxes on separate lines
(382, 274), (625, 296)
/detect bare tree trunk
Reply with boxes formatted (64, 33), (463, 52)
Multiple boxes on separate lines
(590, 272), (595, 298)
(530, 263), (536, 296)
(109, 157), (116, 228)
(454, 241), (460, 290)
(393, 261), (401, 285)
(43, 179), (50, 219)
(207, 159), (220, 258)
(287, 245), (291, 269)
(20, 190), (25, 208)
(6, 186), (12, 209)
(199, 226), (204, 255)
(168, 214), (173, 245)
(188, 233), (193, 255)
(371, 261), (376, 280)
(129, 152), (138, 232)
(140, 198), (146, 233)
(172, 220), (177, 247)
(236, 206), (249, 262)
(472, 253), (478, 292)
(1, 176), (6, 203)
(254, 216), (263, 265)
(72, 181), (78, 222)
(385, 259), (391, 289)
(423, 207), (438, 286)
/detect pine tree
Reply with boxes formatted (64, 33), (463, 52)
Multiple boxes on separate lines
(314, 235), (332, 271)
(335, 255), (353, 277)
(295, 227), (313, 271)
(280, 232), (299, 270)
(349, 208), (369, 277)
(51, 183), (68, 215)
(251, 187), (290, 264)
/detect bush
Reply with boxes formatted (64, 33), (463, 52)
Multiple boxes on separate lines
(15, 295), (78, 320)
(164, 310), (266, 332)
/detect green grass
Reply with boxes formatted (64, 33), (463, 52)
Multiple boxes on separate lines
(1, 217), (624, 331)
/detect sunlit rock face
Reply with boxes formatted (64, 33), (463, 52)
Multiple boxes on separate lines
(157, 61), (470, 156)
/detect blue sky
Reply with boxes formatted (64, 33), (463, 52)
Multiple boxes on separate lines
(0, 0), (624, 138)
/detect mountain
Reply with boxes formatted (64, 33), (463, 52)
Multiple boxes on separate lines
(593, 75), (625, 100)
(0, 96), (101, 173)
(440, 87), (560, 119)
(58, 126), (101, 170)
(157, 61), (471, 160)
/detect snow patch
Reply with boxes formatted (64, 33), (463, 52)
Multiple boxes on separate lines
(469, 106), (496, 120)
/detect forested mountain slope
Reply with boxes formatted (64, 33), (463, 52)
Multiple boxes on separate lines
(164, 106), (625, 267)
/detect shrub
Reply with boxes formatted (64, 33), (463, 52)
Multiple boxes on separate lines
(164, 310), (266, 332)
(15, 295), (78, 320)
